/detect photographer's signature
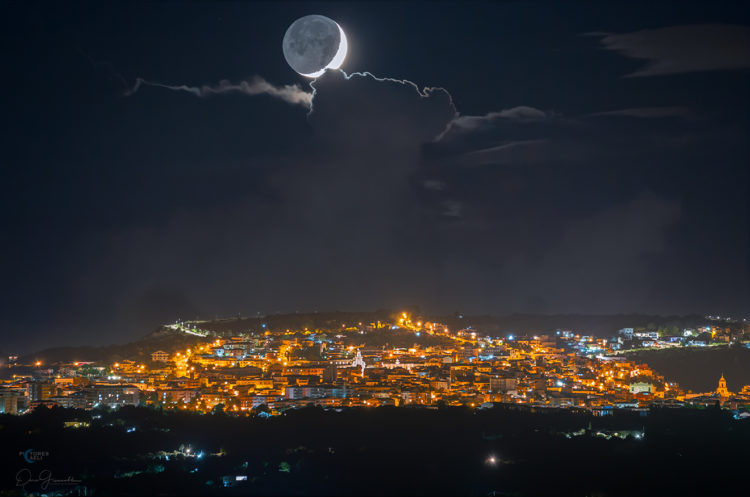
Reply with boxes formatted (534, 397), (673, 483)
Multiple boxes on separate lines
(16, 468), (81, 490)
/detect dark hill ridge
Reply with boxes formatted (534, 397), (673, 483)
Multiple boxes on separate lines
(187, 311), (706, 339)
(21, 311), (709, 365)
(147, 310), (396, 339)
(18, 331), (204, 365)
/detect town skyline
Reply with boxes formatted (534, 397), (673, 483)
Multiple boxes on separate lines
(5, 309), (749, 415)
(2, 2), (748, 494)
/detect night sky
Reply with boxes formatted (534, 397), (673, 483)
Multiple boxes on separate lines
(2, 2), (749, 353)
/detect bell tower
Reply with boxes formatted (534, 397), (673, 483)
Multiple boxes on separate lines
(716, 374), (730, 397)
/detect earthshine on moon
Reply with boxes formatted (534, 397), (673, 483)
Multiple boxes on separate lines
(282, 15), (348, 78)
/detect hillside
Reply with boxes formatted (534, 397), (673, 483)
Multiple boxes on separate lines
(19, 331), (205, 365)
(22, 311), (709, 365)
(155, 311), (707, 339)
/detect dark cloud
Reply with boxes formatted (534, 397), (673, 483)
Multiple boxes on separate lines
(587, 106), (694, 119)
(435, 106), (550, 142)
(441, 200), (463, 218)
(594, 24), (750, 77)
(429, 104), (699, 171)
(29, 68), (746, 347)
(427, 108), (577, 167)
(413, 95), (749, 315)
(309, 70), (456, 143)
(51, 70), (460, 343)
(458, 139), (549, 167)
(422, 179), (446, 191)
(501, 191), (682, 312)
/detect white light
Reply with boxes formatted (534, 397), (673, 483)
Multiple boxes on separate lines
(300, 68), (325, 78)
(327, 24), (348, 69)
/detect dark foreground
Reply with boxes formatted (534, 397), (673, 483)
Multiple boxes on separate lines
(1, 405), (746, 496)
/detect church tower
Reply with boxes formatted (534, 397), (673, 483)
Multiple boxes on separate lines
(716, 374), (730, 397)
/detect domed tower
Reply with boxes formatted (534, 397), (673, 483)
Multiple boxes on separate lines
(716, 373), (730, 397)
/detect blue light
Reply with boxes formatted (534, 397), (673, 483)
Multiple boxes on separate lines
(508, 335), (514, 341)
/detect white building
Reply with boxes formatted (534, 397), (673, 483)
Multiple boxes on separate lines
(618, 328), (634, 340)
(151, 350), (170, 362)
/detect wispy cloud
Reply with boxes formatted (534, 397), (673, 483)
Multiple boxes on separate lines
(442, 200), (463, 218)
(124, 76), (313, 107)
(593, 24), (750, 77)
(434, 106), (549, 142)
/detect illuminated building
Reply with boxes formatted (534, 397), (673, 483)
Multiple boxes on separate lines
(151, 350), (170, 362)
(716, 374), (730, 397)
(26, 381), (55, 401)
(629, 382), (653, 395)
(0, 389), (25, 414)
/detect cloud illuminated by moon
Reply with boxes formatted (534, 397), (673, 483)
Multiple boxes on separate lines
(124, 76), (312, 107)
(301, 23), (348, 78)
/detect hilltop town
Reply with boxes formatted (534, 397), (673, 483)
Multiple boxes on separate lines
(2, 311), (749, 416)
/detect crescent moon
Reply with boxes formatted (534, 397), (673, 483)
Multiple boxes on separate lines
(300, 23), (348, 78)
(23, 449), (35, 464)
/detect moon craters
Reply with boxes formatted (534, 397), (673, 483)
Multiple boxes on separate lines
(283, 15), (341, 76)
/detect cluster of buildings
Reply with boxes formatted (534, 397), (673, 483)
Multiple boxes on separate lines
(614, 319), (746, 350)
(2, 312), (749, 416)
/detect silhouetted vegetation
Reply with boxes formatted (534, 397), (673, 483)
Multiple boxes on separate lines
(1, 404), (747, 496)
